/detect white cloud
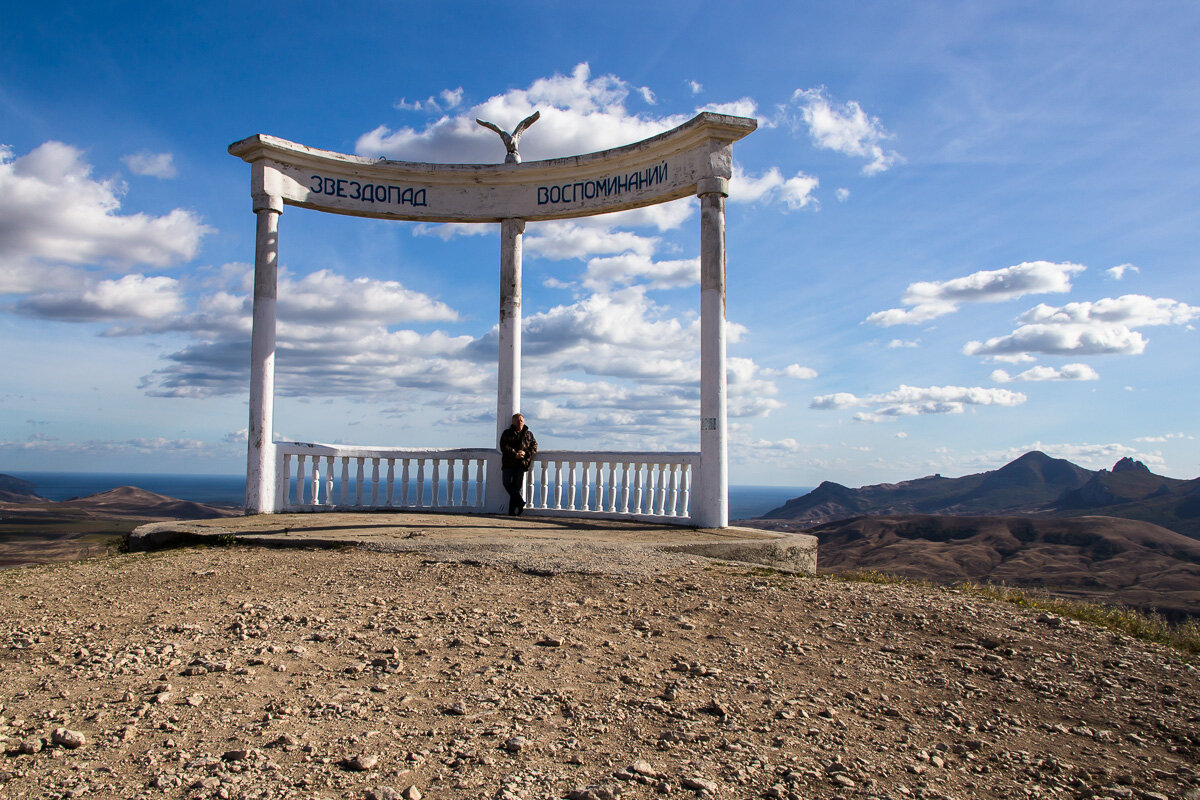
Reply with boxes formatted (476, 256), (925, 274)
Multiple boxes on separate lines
(699, 98), (758, 117)
(991, 363), (1099, 382)
(358, 63), (692, 164)
(867, 261), (1085, 326)
(782, 364), (818, 379)
(811, 384), (1027, 420)
(15, 274), (184, 322)
(582, 253), (698, 291)
(729, 165), (818, 210)
(686, 80), (703, 95)
(965, 294), (1196, 359)
(1133, 432), (1192, 443)
(637, 86), (657, 105)
(790, 87), (901, 174)
(122, 151), (177, 179)
(887, 339), (920, 349)
(1106, 263), (1139, 280)
(836, 188), (850, 202)
(0, 142), (211, 294)
(524, 221), (658, 261)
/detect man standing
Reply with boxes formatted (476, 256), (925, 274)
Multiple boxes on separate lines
(499, 412), (537, 516)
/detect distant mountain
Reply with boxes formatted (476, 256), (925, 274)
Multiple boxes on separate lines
(761, 451), (1199, 539)
(0, 474), (46, 503)
(804, 513), (1200, 617)
(57, 486), (237, 520)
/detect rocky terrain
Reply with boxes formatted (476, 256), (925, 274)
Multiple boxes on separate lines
(0, 487), (237, 569)
(745, 514), (1200, 618)
(2, 545), (1198, 800)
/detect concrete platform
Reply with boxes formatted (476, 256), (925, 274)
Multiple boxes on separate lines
(129, 512), (817, 574)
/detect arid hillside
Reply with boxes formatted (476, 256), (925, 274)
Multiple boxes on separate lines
(1, 546), (1197, 800)
(750, 514), (1200, 617)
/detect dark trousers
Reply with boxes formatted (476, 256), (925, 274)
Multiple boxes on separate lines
(502, 467), (526, 515)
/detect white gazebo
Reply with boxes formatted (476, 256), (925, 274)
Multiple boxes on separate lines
(228, 112), (756, 528)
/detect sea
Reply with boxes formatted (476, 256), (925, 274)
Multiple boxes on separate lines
(5, 471), (810, 520)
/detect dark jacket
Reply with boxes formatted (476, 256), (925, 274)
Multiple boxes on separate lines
(499, 425), (538, 470)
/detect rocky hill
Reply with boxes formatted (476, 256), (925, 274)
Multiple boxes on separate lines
(797, 513), (1200, 617)
(0, 474), (44, 503)
(0, 546), (1197, 799)
(761, 451), (1199, 539)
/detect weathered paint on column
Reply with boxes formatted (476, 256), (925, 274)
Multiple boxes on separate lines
(696, 177), (729, 529)
(488, 218), (525, 512)
(246, 193), (282, 514)
(496, 218), (525, 438)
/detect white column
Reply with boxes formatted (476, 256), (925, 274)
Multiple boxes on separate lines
(488, 218), (525, 511)
(245, 194), (282, 514)
(696, 178), (729, 528)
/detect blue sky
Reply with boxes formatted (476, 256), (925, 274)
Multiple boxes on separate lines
(1, 1), (1197, 487)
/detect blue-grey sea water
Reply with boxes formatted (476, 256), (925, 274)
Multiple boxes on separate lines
(6, 472), (809, 519)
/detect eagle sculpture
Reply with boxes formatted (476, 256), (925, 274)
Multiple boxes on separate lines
(476, 110), (541, 164)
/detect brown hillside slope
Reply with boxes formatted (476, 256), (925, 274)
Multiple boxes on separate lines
(806, 514), (1200, 616)
(0, 547), (1197, 799)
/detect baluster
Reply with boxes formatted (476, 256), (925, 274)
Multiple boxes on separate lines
(656, 463), (668, 515)
(567, 462), (578, 510)
(416, 460), (426, 507)
(668, 463), (679, 516)
(634, 463), (645, 514)
(432, 459), (441, 506)
(310, 462), (320, 506)
(340, 458), (349, 504)
(681, 464), (692, 517)
(296, 457), (307, 506)
(593, 463), (604, 512)
(281, 454), (293, 507)
(620, 461), (631, 513)
(386, 459), (396, 506)
(447, 459), (456, 507)
(355, 458), (364, 506)
(553, 461), (564, 510)
(525, 468), (535, 509)
(324, 457), (334, 507)
(539, 460), (550, 509)
(606, 462), (617, 512)
(475, 458), (486, 506)
(581, 462), (592, 511)
(370, 458), (380, 506)
(401, 459), (411, 506)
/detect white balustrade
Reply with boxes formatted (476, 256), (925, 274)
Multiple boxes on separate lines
(277, 443), (492, 513)
(275, 443), (698, 524)
(522, 450), (697, 523)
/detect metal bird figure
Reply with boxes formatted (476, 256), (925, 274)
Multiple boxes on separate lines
(476, 110), (541, 164)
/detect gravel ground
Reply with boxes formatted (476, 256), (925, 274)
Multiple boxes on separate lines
(1, 545), (1198, 800)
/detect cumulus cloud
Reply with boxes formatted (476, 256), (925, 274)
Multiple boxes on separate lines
(582, 253), (698, 291)
(122, 151), (177, 179)
(1106, 263), (1139, 280)
(836, 188), (850, 202)
(790, 87), (901, 174)
(524, 221), (659, 261)
(991, 363), (1099, 382)
(782, 364), (818, 379)
(358, 63), (693, 164)
(686, 80), (703, 95)
(15, 274), (184, 323)
(0, 142), (211, 292)
(887, 339), (920, 349)
(867, 261), (1085, 326)
(699, 98), (758, 117)
(729, 166), (818, 210)
(811, 384), (1027, 420)
(965, 294), (1197, 359)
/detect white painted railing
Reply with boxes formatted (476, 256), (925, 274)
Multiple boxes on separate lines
(274, 443), (699, 524)
(523, 450), (698, 524)
(276, 443), (493, 512)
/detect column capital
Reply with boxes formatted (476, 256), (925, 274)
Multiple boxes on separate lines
(502, 218), (526, 235)
(696, 177), (729, 197)
(252, 193), (284, 214)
